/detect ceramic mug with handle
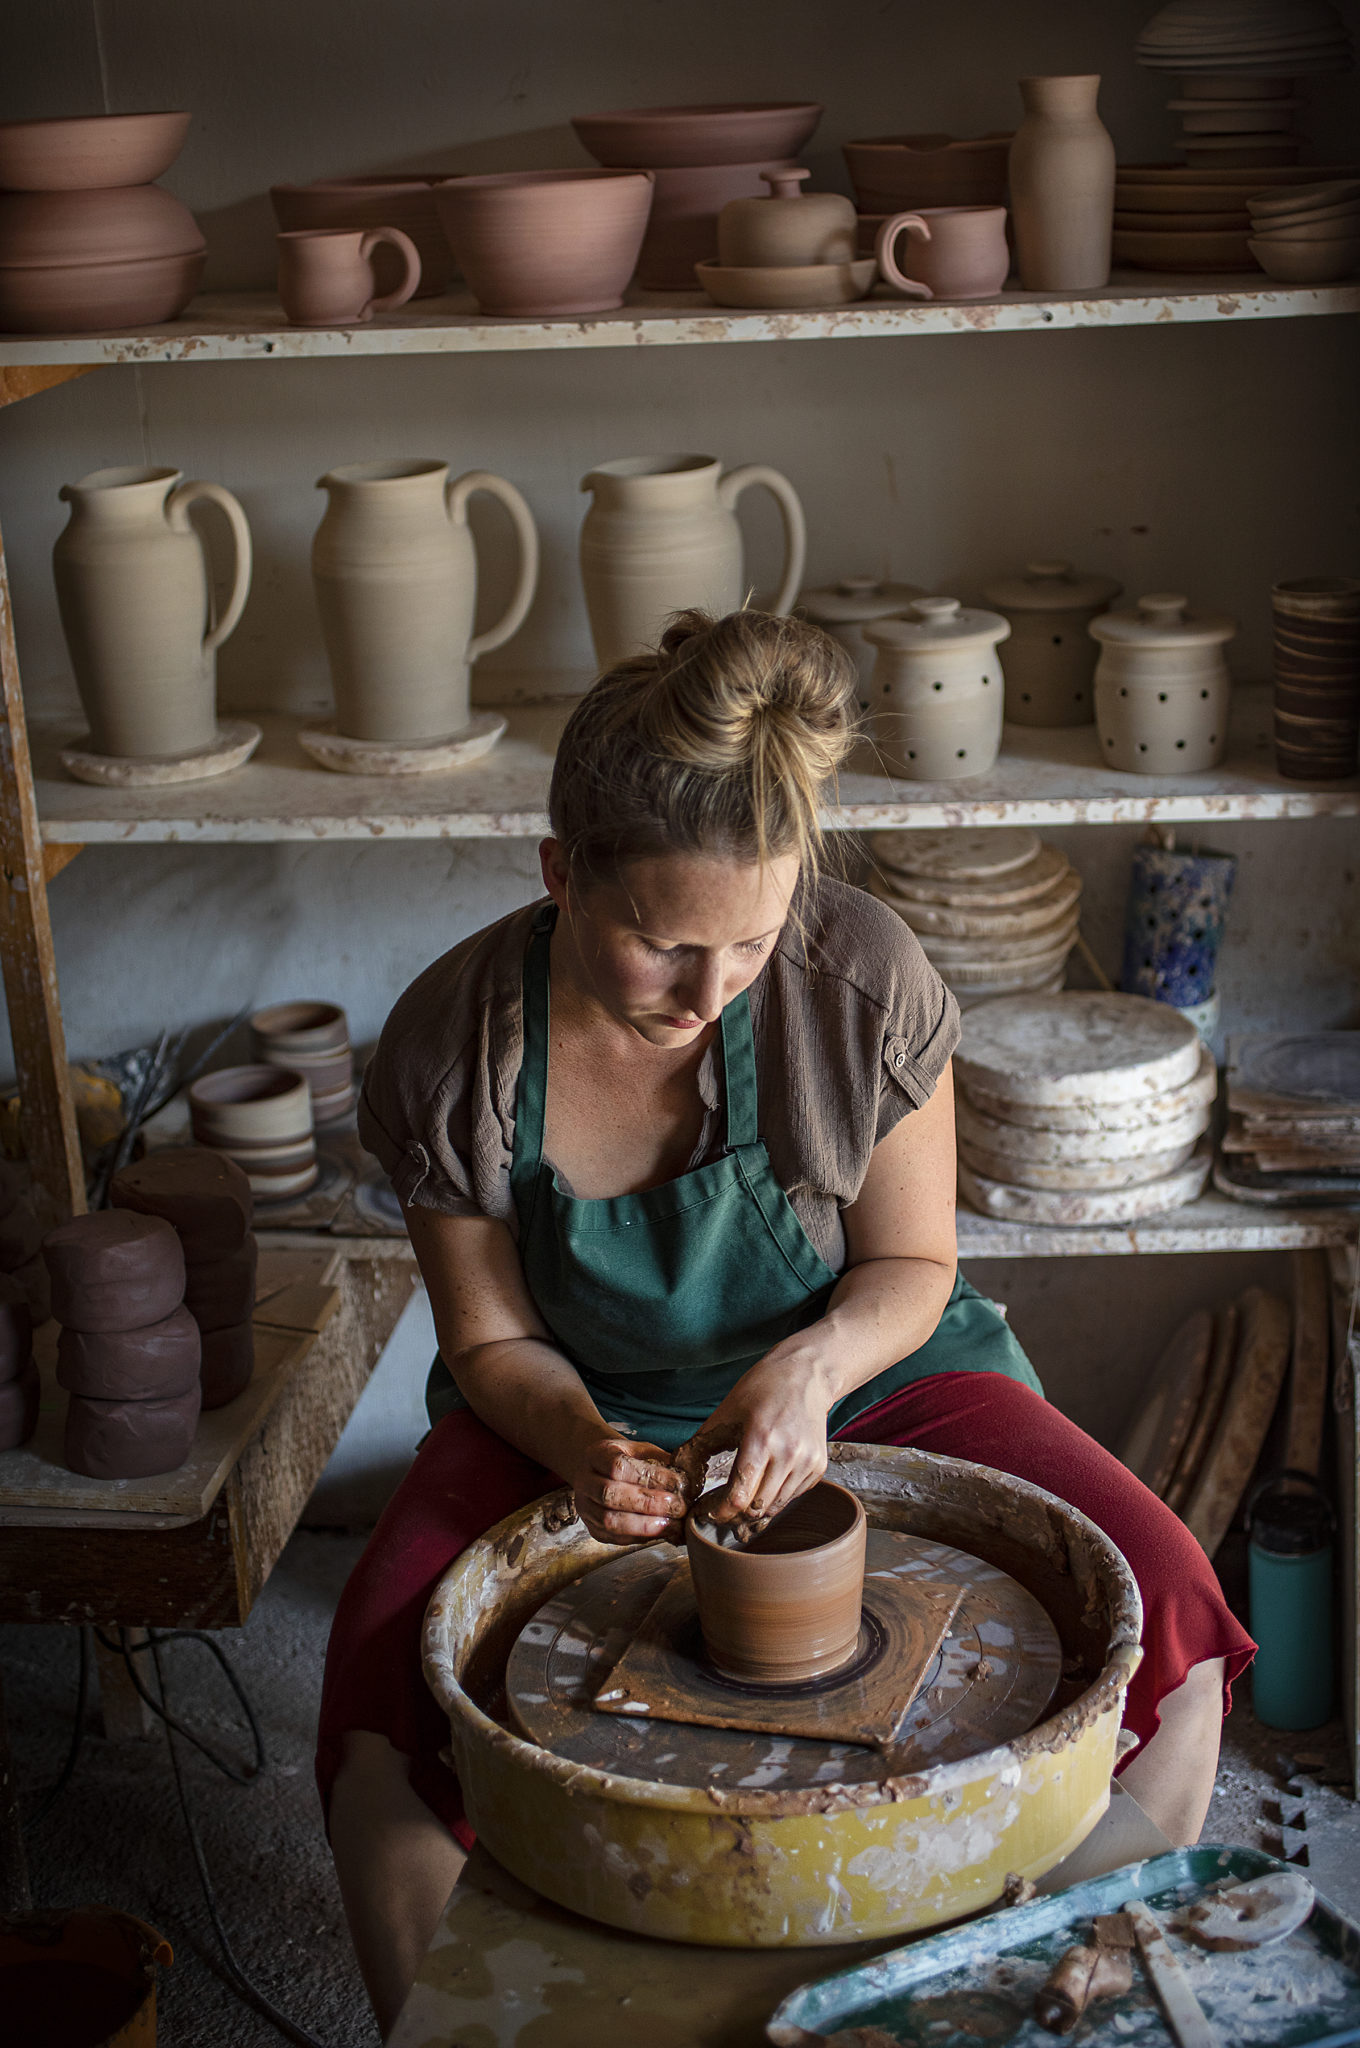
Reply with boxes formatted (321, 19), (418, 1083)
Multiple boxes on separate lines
(875, 205), (1010, 301)
(277, 225), (422, 325)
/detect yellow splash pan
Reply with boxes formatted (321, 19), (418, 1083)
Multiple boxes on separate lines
(422, 1443), (1142, 1947)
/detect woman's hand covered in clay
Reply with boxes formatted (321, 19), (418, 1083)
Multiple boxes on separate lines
(690, 1344), (835, 1533)
(570, 1434), (688, 1546)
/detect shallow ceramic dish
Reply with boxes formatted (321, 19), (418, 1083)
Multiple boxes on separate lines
(1114, 207), (1247, 230)
(1170, 99), (1301, 132)
(695, 256), (875, 307)
(436, 168), (652, 317)
(0, 184), (204, 267)
(0, 251), (203, 332)
(1112, 226), (1253, 267)
(270, 176), (456, 297)
(1182, 142), (1302, 169)
(1248, 231), (1360, 280)
(1247, 177), (1360, 216)
(843, 133), (1011, 212)
(0, 111), (191, 192)
(1114, 184), (1251, 215)
(572, 102), (821, 169)
(1116, 161), (1359, 185)
(1252, 208), (1360, 241)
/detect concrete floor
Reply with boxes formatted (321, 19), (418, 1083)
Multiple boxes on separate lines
(2, 1530), (1355, 2048)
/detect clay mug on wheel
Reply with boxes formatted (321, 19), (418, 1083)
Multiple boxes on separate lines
(579, 453), (806, 670)
(53, 464), (252, 760)
(276, 225), (421, 325)
(685, 1478), (867, 1684)
(877, 204), (1010, 300)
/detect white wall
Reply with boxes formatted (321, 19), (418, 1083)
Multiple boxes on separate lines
(3, 0), (1358, 1513)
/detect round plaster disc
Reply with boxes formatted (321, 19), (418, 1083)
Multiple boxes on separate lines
(504, 1528), (1062, 1793)
(871, 828), (1042, 883)
(915, 914), (1081, 966)
(957, 1133), (1198, 1191)
(1118, 1308), (1214, 1498)
(955, 1092), (1211, 1164)
(958, 1141), (1211, 1225)
(60, 718), (262, 788)
(957, 972), (1067, 1008)
(955, 993), (1202, 1107)
(297, 712), (506, 777)
(930, 937), (1077, 986)
(869, 845), (1072, 909)
(869, 869), (1082, 938)
(960, 1041), (1217, 1133)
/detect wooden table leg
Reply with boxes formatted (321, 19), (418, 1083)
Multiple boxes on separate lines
(94, 1628), (154, 1741)
(0, 1665), (32, 1915)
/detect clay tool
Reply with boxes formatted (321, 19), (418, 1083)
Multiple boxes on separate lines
(1034, 1939), (1134, 2033)
(1125, 1900), (1220, 2048)
(1185, 1870), (1315, 1950)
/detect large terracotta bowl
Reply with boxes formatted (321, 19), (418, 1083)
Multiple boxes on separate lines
(270, 176), (456, 296)
(0, 184), (204, 267)
(573, 102), (822, 169)
(0, 111), (191, 192)
(0, 251), (203, 332)
(843, 133), (1012, 214)
(434, 168), (653, 316)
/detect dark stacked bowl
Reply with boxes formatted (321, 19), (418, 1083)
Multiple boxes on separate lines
(1272, 576), (1360, 780)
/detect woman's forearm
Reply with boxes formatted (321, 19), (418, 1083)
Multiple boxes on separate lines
(767, 1254), (957, 1411)
(447, 1334), (614, 1477)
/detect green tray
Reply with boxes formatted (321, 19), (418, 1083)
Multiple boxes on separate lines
(767, 1846), (1360, 2047)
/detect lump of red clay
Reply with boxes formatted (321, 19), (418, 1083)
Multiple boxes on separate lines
(57, 1306), (201, 1403)
(0, 1272), (34, 1381)
(111, 1147), (254, 1261)
(43, 1212), (185, 1333)
(200, 1322), (255, 1409)
(183, 1239), (258, 1334)
(64, 1382), (201, 1480)
(0, 1363), (39, 1450)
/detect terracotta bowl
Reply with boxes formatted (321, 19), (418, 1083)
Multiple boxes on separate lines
(250, 999), (349, 1054)
(686, 1478), (867, 1683)
(1246, 178), (1360, 218)
(0, 185), (204, 268)
(0, 251), (203, 332)
(0, 111), (191, 192)
(1251, 209), (1360, 243)
(1248, 231), (1360, 281)
(189, 1065), (313, 1145)
(434, 169), (653, 316)
(572, 102), (822, 170)
(636, 158), (800, 290)
(843, 134), (1012, 214)
(270, 177), (455, 296)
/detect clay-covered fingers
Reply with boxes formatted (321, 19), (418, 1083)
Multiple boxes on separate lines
(719, 1440), (826, 1528)
(579, 1437), (686, 1544)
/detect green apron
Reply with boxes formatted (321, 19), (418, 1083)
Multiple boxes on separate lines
(425, 905), (1040, 1449)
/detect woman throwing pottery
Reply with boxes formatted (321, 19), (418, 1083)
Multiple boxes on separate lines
(318, 610), (1253, 2034)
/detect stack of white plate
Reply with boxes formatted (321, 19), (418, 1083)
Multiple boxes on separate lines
(866, 828), (1082, 1009)
(954, 992), (1217, 1225)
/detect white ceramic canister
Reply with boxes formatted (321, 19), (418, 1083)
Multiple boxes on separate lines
(52, 464), (252, 760)
(982, 560), (1122, 728)
(579, 454), (806, 671)
(863, 597), (1009, 780)
(312, 459), (539, 744)
(798, 575), (927, 709)
(1090, 593), (1235, 775)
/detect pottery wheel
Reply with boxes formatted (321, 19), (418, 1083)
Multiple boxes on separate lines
(505, 1528), (1062, 1792)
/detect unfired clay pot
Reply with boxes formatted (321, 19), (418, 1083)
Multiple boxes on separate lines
(686, 1479), (867, 1683)
(251, 1000), (354, 1123)
(842, 134), (1012, 215)
(188, 1066), (318, 1200)
(580, 454), (806, 669)
(313, 458), (538, 743)
(433, 169), (653, 317)
(53, 465), (252, 760)
(270, 178), (456, 298)
(0, 182), (206, 331)
(875, 204), (1011, 299)
(277, 226), (420, 325)
(864, 597), (1010, 781)
(717, 169), (856, 267)
(0, 111), (192, 192)
(799, 574), (927, 706)
(635, 159), (800, 289)
(571, 103), (822, 170)
(982, 560), (1122, 727)
(1009, 77), (1116, 292)
(1090, 593), (1235, 774)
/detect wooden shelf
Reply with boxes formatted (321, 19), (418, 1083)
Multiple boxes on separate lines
(958, 1189), (1358, 1259)
(29, 683), (1359, 845)
(1, 276), (1357, 369)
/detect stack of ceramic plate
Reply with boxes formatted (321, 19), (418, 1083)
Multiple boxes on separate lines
(954, 992), (1216, 1225)
(1136, 0), (1353, 78)
(1113, 160), (1358, 267)
(866, 829), (1082, 1010)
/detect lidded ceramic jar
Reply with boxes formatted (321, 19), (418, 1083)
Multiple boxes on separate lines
(1090, 593), (1235, 775)
(863, 596), (1009, 781)
(982, 559), (1122, 728)
(717, 168), (856, 267)
(799, 573), (927, 707)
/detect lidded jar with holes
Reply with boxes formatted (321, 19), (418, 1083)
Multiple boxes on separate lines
(798, 573), (927, 710)
(863, 597), (1009, 780)
(1090, 594), (1235, 775)
(982, 559), (1121, 728)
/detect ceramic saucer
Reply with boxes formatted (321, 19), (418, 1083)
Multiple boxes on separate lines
(695, 256), (876, 308)
(59, 717), (262, 787)
(297, 711), (506, 776)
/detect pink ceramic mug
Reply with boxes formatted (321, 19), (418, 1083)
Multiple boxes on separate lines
(875, 204), (1010, 301)
(277, 225), (421, 325)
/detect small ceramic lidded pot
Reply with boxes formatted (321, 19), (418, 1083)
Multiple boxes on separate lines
(982, 560), (1122, 727)
(686, 1479), (867, 1684)
(1090, 594), (1235, 775)
(863, 597), (1009, 781)
(798, 575), (927, 709)
(716, 167), (856, 266)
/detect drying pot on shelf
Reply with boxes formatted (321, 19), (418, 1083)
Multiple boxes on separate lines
(982, 559), (1122, 727)
(863, 596), (1009, 780)
(1090, 592), (1235, 775)
(798, 574), (927, 708)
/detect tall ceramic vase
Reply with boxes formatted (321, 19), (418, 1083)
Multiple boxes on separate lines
(1009, 76), (1115, 292)
(312, 458), (539, 744)
(52, 464), (252, 759)
(579, 454), (807, 671)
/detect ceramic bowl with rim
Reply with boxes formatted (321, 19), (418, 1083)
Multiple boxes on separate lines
(843, 134), (1012, 214)
(572, 102), (822, 170)
(694, 257), (875, 308)
(0, 111), (191, 192)
(0, 251), (203, 332)
(1248, 231), (1360, 281)
(434, 169), (653, 316)
(270, 176), (456, 297)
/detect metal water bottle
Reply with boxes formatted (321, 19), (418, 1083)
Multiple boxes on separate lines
(1247, 1471), (1335, 1731)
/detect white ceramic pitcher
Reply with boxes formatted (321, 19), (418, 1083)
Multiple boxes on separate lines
(312, 458), (539, 743)
(52, 464), (252, 759)
(579, 454), (807, 671)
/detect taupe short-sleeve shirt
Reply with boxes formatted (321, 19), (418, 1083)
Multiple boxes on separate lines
(358, 874), (959, 1273)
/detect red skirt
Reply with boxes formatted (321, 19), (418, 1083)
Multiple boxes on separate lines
(315, 1373), (1255, 1849)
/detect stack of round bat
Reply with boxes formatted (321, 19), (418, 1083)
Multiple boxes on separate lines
(953, 992), (1217, 1225)
(112, 1147), (257, 1410)
(46, 1211), (201, 1480)
(866, 827), (1083, 1008)
(0, 1271), (36, 1450)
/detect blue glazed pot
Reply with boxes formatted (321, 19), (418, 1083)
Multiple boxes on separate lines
(1121, 844), (1235, 1008)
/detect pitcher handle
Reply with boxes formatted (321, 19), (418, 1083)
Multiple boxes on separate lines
(360, 226), (422, 316)
(168, 480), (253, 655)
(447, 471), (540, 661)
(716, 466), (806, 618)
(875, 213), (934, 299)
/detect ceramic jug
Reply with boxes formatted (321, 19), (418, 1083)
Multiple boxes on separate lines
(52, 464), (252, 760)
(312, 459), (539, 743)
(579, 454), (806, 670)
(1009, 76), (1115, 291)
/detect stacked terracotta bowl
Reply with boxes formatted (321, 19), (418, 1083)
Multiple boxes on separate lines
(953, 992), (1217, 1227)
(843, 133), (1011, 265)
(1112, 160), (1358, 269)
(571, 102), (822, 293)
(1246, 177), (1360, 278)
(866, 827), (1083, 1009)
(0, 112), (204, 332)
(188, 1067), (317, 1201)
(1271, 575), (1360, 779)
(270, 176), (456, 297)
(251, 1001), (356, 1126)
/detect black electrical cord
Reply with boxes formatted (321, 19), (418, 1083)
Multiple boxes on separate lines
(92, 1625), (264, 1785)
(22, 1624), (90, 1832)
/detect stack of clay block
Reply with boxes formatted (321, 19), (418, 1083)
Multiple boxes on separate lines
(45, 1211), (201, 1479)
(0, 1272), (36, 1450)
(0, 1160), (51, 1326)
(112, 1148), (256, 1410)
